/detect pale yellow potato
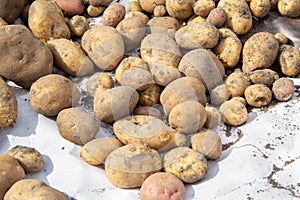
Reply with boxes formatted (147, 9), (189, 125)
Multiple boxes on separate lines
(87, 5), (105, 17)
(249, 69), (279, 87)
(86, 73), (114, 97)
(154, 5), (167, 17)
(278, 45), (300, 77)
(225, 69), (251, 97)
(250, 0), (271, 18)
(278, 0), (300, 17)
(193, 0), (216, 17)
(244, 84), (272, 107)
(125, 11), (149, 24)
(166, 0), (195, 20)
(219, 98), (248, 126)
(274, 32), (288, 45)
(68, 15), (89, 37)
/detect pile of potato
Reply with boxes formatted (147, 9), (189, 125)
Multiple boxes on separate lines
(0, 0), (300, 199)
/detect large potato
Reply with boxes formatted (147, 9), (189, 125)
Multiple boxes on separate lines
(0, 78), (17, 128)
(82, 26), (124, 71)
(105, 143), (162, 188)
(218, 0), (252, 35)
(146, 16), (182, 39)
(278, 0), (300, 17)
(30, 74), (80, 117)
(94, 86), (139, 123)
(242, 32), (279, 73)
(0, 25), (53, 88)
(166, 0), (195, 20)
(4, 179), (69, 200)
(28, 0), (70, 41)
(278, 45), (300, 77)
(0, 0), (24, 24)
(47, 38), (94, 76)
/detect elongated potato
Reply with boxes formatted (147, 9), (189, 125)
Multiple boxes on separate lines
(102, 3), (125, 27)
(278, 45), (300, 77)
(249, 69), (279, 87)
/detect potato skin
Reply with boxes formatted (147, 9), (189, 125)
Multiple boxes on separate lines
(278, 0), (300, 17)
(272, 78), (295, 102)
(244, 84), (272, 107)
(225, 70), (251, 97)
(219, 98), (248, 126)
(166, 0), (195, 20)
(102, 3), (125, 27)
(278, 45), (300, 77)
(87, 5), (105, 17)
(87, 0), (113, 6)
(0, 0), (24, 24)
(206, 8), (226, 27)
(125, 11), (149, 24)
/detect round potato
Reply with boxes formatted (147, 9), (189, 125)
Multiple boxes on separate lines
(154, 5), (167, 17)
(139, 84), (162, 106)
(105, 143), (162, 188)
(278, 0), (300, 18)
(206, 8), (227, 27)
(0, 0), (24, 24)
(149, 64), (182, 87)
(166, 0), (195, 20)
(274, 33), (288, 45)
(133, 106), (162, 119)
(278, 44), (300, 77)
(204, 106), (222, 129)
(225, 69), (251, 97)
(30, 74), (80, 117)
(244, 84), (272, 107)
(119, 68), (154, 91)
(140, 172), (185, 200)
(146, 16), (182, 39)
(219, 98), (248, 126)
(80, 138), (123, 165)
(193, 0), (215, 17)
(102, 3), (125, 27)
(125, 11), (149, 24)
(94, 86), (139, 123)
(87, 5), (105, 17)
(139, 0), (156, 13)
(272, 78), (295, 102)
(86, 73), (114, 97)
(7, 146), (44, 173)
(56, 108), (99, 145)
(249, 69), (279, 87)
(68, 15), (89, 37)
(250, 0), (271, 18)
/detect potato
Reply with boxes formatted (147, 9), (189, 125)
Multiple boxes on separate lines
(0, 25), (53, 89)
(213, 28), (242, 68)
(47, 38), (94, 76)
(87, 5), (105, 17)
(30, 74), (80, 117)
(0, 78), (17, 128)
(193, 0), (215, 17)
(139, 0), (156, 13)
(28, 0), (70, 41)
(146, 16), (182, 39)
(56, 108), (99, 145)
(82, 26), (124, 71)
(102, 3), (125, 27)
(249, 69), (279, 87)
(274, 32), (288, 45)
(105, 143), (162, 188)
(119, 68), (154, 91)
(217, 0), (252, 35)
(55, 0), (84, 16)
(204, 106), (221, 129)
(191, 129), (222, 160)
(87, 0), (113, 6)
(129, 0), (142, 12)
(242, 32), (279, 73)
(0, 155), (25, 200)
(86, 73), (114, 97)
(206, 8), (227, 27)
(125, 11), (149, 24)
(94, 86), (139, 123)
(244, 84), (272, 107)
(250, 0), (271, 18)
(139, 84), (162, 106)
(219, 98), (248, 126)
(160, 77), (207, 116)
(0, 17), (7, 25)
(163, 147), (208, 183)
(209, 84), (230, 106)
(149, 64), (182, 87)
(154, 5), (167, 17)
(225, 69), (251, 97)
(68, 15), (89, 37)
(0, 0), (24, 24)
(272, 78), (295, 102)
(166, 0), (195, 20)
(133, 106), (162, 118)
(175, 22), (219, 50)
(4, 179), (69, 200)
(116, 17), (146, 52)
(169, 101), (207, 134)
(278, 0), (300, 17)
(80, 138), (123, 165)
(140, 172), (185, 200)
(278, 45), (300, 77)
(178, 49), (225, 91)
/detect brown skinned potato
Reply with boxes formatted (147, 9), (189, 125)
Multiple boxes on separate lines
(166, 0), (195, 20)
(0, 0), (24, 24)
(102, 3), (125, 27)
(272, 78), (295, 102)
(278, 45), (300, 77)
(86, 73), (114, 97)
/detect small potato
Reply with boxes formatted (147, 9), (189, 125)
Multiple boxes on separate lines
(87, 5), (105, 17)
(0, 17), (7, 25)
(4, 179), (69, 200)
(80, 138), (122, 165)
(274, 33), (288, 45)
(272, 78), (295, 102)
(154, 5), (167, 17)
(94, 86), (139, 123)
(249, 69), (279, 87)
(169, 101), (207, 134)
(140, 172), (185, 200)
(139, 84), (162, 106)
(206, 8), (226, 27)
(278, 45), (300, 77)
(0, 0), (24, 24)
(119, 68), (154, 91)
(56, 108), (99, 145)
(250, 0), (271, 18)
(0, 155), (25, 200)
(193, 0), (216, 17)
(125, 11), (149, 24)
(278, 0), (300, 18)
(191, 129), (222, 160)
(102, 3), (125, 27)
(68, 15), (89, 37)
(204, 106), (222, 129)
(30, 74), (80, 117)
(219, 98), (248, 126)
(105, 143), (162, 188)
(225, 69), (251, 97)
(146, 17), (182, 39)
(209, 84), (230, 106)
(139, 0), (156, 13)
(244, 84), (272, 107)
(163, 147), (208, 183)
(166, 0), (195, 20)
(129, 0), (142, 12)
(86, 73), (114, 96)
(7, 146), (44, 173)
(133, 106), (162, 118)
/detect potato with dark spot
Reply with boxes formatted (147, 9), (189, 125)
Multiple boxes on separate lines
(272, 78), (295, 102)
(225, 69), (251, 97)
(0, 0), (24, 24)
(278, 0), (300, 18)
(166, 0), (195, 20)
(219, 98), (248, 126)
(278, 45), (300, 77)
(244, 84), (272, 107)
(249, 69), (279, 87)
(102, 3), (125, 27)
(86, 73), (114, 96)
(193, 0), (215, 17)
(204, 106), (222, 129)
(133, 106), (162, 118)
(139, 84), (162, 106)
(206, 8), (227, 27)
(68, 15), (89, 37)
(250, 0), (271, 18)
(146, 17), (182, 39)
(87, 5), (105, 17)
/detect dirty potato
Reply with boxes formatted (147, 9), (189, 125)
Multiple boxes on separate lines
(139, 84), (162, 106)
(68, 15), (89, 37)
(206, 8), (227, 27)
(133, 106), (162, 118)
(166, 0), (195, 20)
(219, 98), (248, 126)
(193, 0), (215, 17)
(244, 84), (272, 107)
(278, 0), (300, 18)
(249, 69), (279, 87)
(209, 84), (230, 106)
(119, 68), (154, 91)
(146, 16), (182, 39)
(86, 73), (114, 96)
(87, 5), (105, 17)
(278, 45), (300, 77)
(250, 0), (271, 18)
(102, 3), (126, 27)
(225, 69), (251, 97)
(0, 0), (24, 24)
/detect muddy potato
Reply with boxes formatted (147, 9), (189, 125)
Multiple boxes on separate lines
(154, 5), (167, 17)
(169, 101), (207, 134)
(163, 147), (208, 183)
(213, 28), (242, 68)
(139, 84), (162, 106)
(193, 0), (215, 17)
(140, 172), (186, 200)
(278, 0), (300, 17)
(139, 0), (156, 13)
(206, 8), (226, 27)
(160, 77), (207, 116)
(7, 146), (44, 173)
(219, 98), (248, 126)
(80, 138), (122, 165)
(87, 5), (105, 17)
(187, 15), (206, 25)
(242, 32), (279, 74)
(28, 0), (70, 41)
(225, 69), (251, 97)
(82, 26), (124, 71)
(56, 108), (99, 145)
(166, 0), (195, 20)
(274, 33), (288, 45)
(119, 68), (154, 91)
(249, 69), (279, 87)
(149, 64), (182, 87)
(105, 143), (162, 188)
(30, 74), (80, 117)
(272, 78), (295, 102)
(94, 86), (139, 123)
(278, 45), (300, 77)
(125, 11), (149, 24)
(217, 0), (252, 35)
(244, 84), (272, 107)
(146, 16), (182, 39)
(133, 106), (162, 118)
(0, 0), (24, 24)
(86, 73), (114, 96)
(209, 84), (230, 106)
(204, 106), (221, 129)
(0, 155), (25, 200)
(87, 0), (113, 6)
(250, 0), (271, 18)
(4, 179), (69, 200)
(191, 129), (222, 160)
(102, 3), (125, 27)
(68, 15), (89, 37)
(0, 78), (17, 128)
(175, 22), (219, 50)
